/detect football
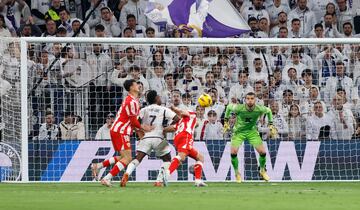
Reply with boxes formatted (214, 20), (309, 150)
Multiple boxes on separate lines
(198, 93), (213, 107)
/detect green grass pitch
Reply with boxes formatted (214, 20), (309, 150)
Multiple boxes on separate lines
(1, 182), (360, 210)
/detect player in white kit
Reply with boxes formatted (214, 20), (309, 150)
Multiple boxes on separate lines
(120, 90), (180, 187)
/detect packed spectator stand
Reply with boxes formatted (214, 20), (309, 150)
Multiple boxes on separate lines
(0, 0), (360, 142)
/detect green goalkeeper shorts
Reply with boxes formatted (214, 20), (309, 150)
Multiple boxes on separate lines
(231, 129), (262, 148)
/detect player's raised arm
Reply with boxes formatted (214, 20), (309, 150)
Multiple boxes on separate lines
(170, 105), (190, 117)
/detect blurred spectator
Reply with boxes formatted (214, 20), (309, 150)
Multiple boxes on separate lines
(31, 0), (50, 30)
(59, 7), (90, 36)
(147, 49), (174, 77)
(259, 100), (288, 139)
(148, 63), (166, 95)
(287, 0), (317, 37)
(37, 111), (59, 141)
(288, 18), (302, 38)
(336, 0), (354, 33)
(328, 94), (355, 140)
(95, 113), (115, 140)
(249, 58), (268, 85)
(176, 65), (202, 102)
(179, 92), (194, 111)
(162, 73), (176, 106)
(191, 54), (207, 84)
(203, 71), (226, 102)
(243, 17), (268, 38)
(194, 105), (206, 140)
(111, 65), (149, 91)
(0, 14), (11, 37)
(203, 47), (220, 67)
(0, 0), (26, 30)
(324, 61), (353, 104)
(44, 0), (62, 26)
(242, 0), (270, 23)
(117, 46), (146, 74)
(269, 46), (286, 72)
(59, 112), (85, 140)
(258, 17), (270, 35)
(205, 88), (225, 121)
(225, 46), (245, 83)
(306, 101), (335, 140)
(202, 110), (224, 140)
(86, 0), (105, 36)
(279, 89), (296, 116)
(119, 0), (148, 29)
(282, 49), (307, 81)
(173, 46), (191, 77)
(286, 104), (306, 140)
(145, 27), (155, 38)
(267, 0), (290, 28)
(17, 17), (42, 37)
(270, 11), (288, 37)
(309, 0), (336, 21)
(282, 68), (304, 99)
(277, 26), (289, 38)
(99, 6), (121, 37)
(228, 70), (254, 103)
(300, 86), (327, 116)
(41, 18), (57, 37)
(108, 0), (127, 21)
(297, 69), (317, 102)
(125, 14), (146, 37)
(316, 45), (343, 86)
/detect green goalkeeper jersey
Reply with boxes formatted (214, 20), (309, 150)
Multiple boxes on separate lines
(224, 104), (273, 132)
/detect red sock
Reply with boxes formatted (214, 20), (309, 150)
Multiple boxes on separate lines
(169, 156), (181, 174)
(102, 157), (119, 167)
(194, 161), (203, 180)
(109, 161), (127, 176)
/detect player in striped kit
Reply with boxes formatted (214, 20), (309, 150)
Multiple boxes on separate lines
(161, 106), (207, 187)
(91, 79), (153, 187)
(120, 90), (180, 187)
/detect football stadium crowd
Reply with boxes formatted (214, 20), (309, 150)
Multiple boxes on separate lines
(1, 0), (360, 142)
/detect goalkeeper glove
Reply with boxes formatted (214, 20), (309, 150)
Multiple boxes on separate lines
(268, 122), (278, 139)
(223, 119), (230, 133)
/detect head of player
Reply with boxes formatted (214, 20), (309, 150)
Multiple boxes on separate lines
(245, 92), (256, 110)
(146, 90), (162, 105)
(124, 79), (140, 97)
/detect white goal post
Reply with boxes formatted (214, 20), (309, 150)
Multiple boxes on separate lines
(1, 37), (359, 182)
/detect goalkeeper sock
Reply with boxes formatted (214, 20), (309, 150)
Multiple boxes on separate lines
(259, 154), (266, 170)
(105, 160), (127, 180)
(125, 159), (140, 175)
(194, 161), (203, 180)
(231, 154), (239, 172)
(169, 156), (181, 174)
(100, 156), (119, 169)
(156, 162), (170, 182)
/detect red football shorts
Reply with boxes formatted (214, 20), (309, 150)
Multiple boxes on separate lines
(110, 130), (131, 152)
(173, 132), (198, 159)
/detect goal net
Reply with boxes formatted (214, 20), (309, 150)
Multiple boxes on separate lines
(1, 37), (360, 182)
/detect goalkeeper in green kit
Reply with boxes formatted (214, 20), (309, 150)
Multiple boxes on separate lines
(224, 92), (277, 182)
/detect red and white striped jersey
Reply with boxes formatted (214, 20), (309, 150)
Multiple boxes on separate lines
(110, 94), (140, 135)
(175, 111), (197, 136)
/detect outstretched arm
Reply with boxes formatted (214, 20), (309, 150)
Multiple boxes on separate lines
(170, 105), (190, 117)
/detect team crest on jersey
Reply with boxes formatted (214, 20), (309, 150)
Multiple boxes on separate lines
(0, 143), (22, 181)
